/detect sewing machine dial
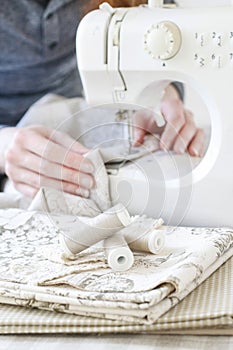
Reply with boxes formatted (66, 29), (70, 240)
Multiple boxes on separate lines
(144, 21), (181, 60)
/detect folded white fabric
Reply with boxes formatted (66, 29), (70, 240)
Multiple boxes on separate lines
(0, 204), (232, 325)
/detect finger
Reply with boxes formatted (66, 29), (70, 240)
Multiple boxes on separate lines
(13, 182), (38, 198)
(173, 119), (197, 154)
(160, 122), (184, 151)
(188, 128), (205, 157)
(6, 150), (94, 190)
(133, 127), (146, 146)
(39, 159), (94, 190)
(14, 181), (90, 199)
(7, 165), (90, 198)
(132, 110), (151, 146)
(133, 110), (164, 146)
(29, 126), (90, 154)
(48, 129), (89, 154)
(14, 129), (94, 173)
(160, 100), (185, 150)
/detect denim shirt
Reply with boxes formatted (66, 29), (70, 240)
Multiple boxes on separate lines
(0, 0), (83, 126)
(0, 0), (182, 128)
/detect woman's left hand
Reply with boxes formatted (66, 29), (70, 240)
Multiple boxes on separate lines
(133, 85), (205, 157)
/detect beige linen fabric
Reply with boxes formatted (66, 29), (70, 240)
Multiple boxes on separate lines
(0, 255), (232, 334)
(0, 201), (232, 327)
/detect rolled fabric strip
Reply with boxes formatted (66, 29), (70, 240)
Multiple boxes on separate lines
(127, 230), (165, 254)
(104, 233), (134, 272)
(122, 217), (165, 254)
(59, 203), (131, 255)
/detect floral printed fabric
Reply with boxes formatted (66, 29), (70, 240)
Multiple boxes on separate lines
(0, 191), (232, 324)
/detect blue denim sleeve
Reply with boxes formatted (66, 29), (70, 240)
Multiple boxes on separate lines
(0, 174), (6, 191)
(171, 82), (185, 101)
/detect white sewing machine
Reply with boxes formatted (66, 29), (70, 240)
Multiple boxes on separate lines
(77, 1), (233, 227)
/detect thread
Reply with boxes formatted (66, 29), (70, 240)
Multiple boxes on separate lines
(59, 203), (131, 255)
(122, 217), (165, 254)
(104, 233), (134, 272)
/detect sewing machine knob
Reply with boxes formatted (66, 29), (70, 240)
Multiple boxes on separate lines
(144, 21), (181, 60)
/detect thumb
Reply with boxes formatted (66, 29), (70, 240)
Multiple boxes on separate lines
(133, 127), (146, 146)
(49, 129), (90, 154)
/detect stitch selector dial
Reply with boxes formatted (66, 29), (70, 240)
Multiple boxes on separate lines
(144, 21), (182, 60)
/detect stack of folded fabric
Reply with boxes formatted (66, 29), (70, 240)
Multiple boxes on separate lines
(0, 144), (232, 334)
(0, 254), (232, 335)
(0, 186), (232, 328)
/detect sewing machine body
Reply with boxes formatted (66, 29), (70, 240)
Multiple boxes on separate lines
(77, 3), (233, 227)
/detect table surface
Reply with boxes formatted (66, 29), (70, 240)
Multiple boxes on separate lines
(0, 334), (233, 350)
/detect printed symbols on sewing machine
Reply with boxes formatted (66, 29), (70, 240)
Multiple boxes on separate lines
(195, 52), (231, 69)
(230, 33), (233, 48)
(195, 32), (209, 47)
(194, 30), (233, 49)
(194, 52), (228, 69)
(194, 54), (206, 68)
(212, 32), (225, 48)
(230, 53), (233, 67)
(211, 54), (225, 69)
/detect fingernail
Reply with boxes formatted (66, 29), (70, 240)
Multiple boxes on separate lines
(177, 146), (185, 154)
(80, 160), (94, 173)
(192, 148), (200, 157)
(76, 188), (90, 198)
(133, 140), (141, 147)
(80, 176), (94, 189)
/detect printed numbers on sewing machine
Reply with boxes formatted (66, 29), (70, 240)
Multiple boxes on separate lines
(211, 54), (225, 69)
(194, 31), (233, 69)
(212, 31), (222, 47)
(195, 32), (225, 47)
(230, 53), (233, 67)
(194, 54), (206, 68)
(195, 32), (209, 47)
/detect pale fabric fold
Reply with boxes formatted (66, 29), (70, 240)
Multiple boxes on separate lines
(84, 149), (111, 211)
(28, 186), (101, 217)
(0, 204), (232, 325)
(0, 252), (233, 335)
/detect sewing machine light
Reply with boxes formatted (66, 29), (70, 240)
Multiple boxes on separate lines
(144, 21), (182, 60)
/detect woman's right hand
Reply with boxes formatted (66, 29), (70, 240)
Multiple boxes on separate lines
(2, 125), (94, 198)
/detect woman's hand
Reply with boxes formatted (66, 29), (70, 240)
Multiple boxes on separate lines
(133, 85), (205, 157)
(2, 125), (94, 198)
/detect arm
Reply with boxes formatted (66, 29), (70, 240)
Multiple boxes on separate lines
(0, 125), (94, 198)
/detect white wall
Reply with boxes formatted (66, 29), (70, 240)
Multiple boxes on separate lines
(177, 0), (231, 7)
